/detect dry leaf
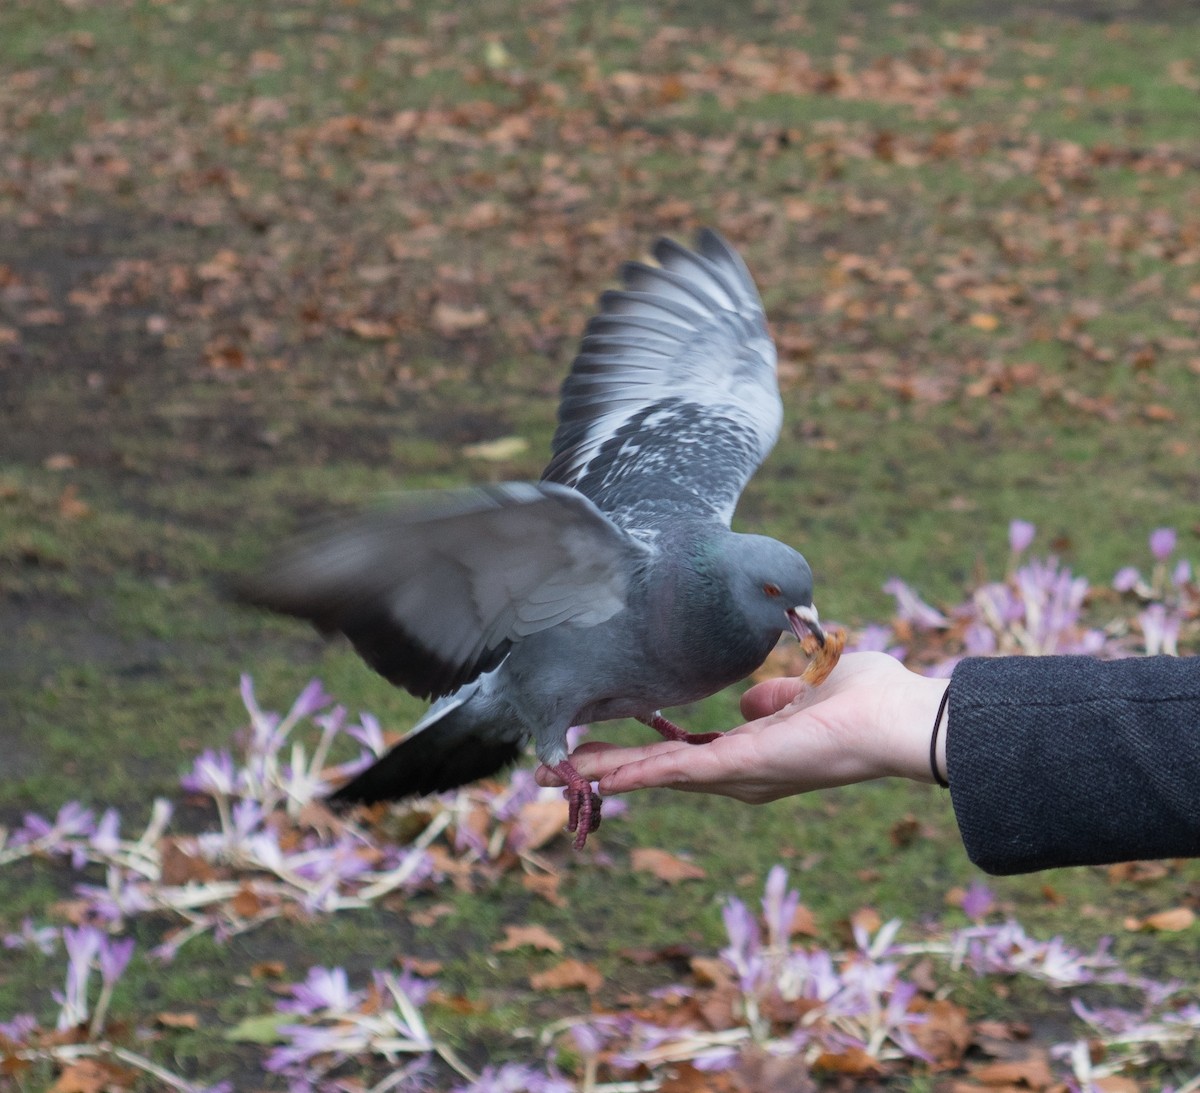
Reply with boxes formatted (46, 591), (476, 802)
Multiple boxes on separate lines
(513, 798), (571, 850)
(493, 924), (564, 953)
(410, 902), (455, 927)
(159, 837), (219, 885)
(911, 998), (972, 1067)
(969, 312), (1000, 331)
(970, 1053), (1053, 1088)
(630, 847), (706, 883)
(462, 436), (530, 461)
(154, 1011), (200, 1029)
(529, 958), (603, 993)
(1140, 906), (1195, 932)
(521, 871), (566, 907)
(432, 302), (488, 335)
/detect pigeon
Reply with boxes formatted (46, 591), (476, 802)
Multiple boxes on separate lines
(238, 229), (825, 848)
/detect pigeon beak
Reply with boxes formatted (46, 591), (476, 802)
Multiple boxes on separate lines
(788, 604), (826, 648)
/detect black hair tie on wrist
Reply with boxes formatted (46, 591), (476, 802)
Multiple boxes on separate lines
(930, 686), (950, 788)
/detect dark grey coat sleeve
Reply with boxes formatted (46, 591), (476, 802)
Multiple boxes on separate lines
(946, 655), (1200, 875)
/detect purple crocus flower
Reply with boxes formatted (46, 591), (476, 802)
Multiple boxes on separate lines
(1150, 527), (1177, 561)
(98, 935), (135, 987)
(761, 865), (801, 949)
(277, 965), (363, 1015)
(1009, 519), (1036, 554)
(3, 918), (59, 954)
(1113, 566), (1141, 593)
(883, 578), (948, 629)
(960, 880), (995, 921)
(180, 748), (237, 797)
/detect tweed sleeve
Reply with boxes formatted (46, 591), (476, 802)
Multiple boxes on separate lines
(946, 655), (1200, 875)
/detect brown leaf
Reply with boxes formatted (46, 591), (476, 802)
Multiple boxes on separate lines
(1140, 906), (1195, 932)
(52, 1059), (134, 1092)
(970, 1053), (1054, 1088)
(57, 485), (90, 520)
(397, 955), (443, 977)
(432, 302), (488, 335)
(346, 318), (396, 340)
(410, 902), (455, 927)
(521, 871), (566, 907)
(889, 814), (921, 848)
(158, 837), (219, 886)
(630, 847), (706, 883)
(493, 924), (564, 953)
(154, 1011), (200, 1029)
(812, 1048), (885, 1076)
(911, 998), (972, 1068)
(230, 885), (263, 919)
(513, 798), (571, 850)
(529, 958), (603, 993)
(251, 960), (286, 979)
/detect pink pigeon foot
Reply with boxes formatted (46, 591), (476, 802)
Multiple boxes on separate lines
(552, 759), (601, 850)
(638, 712), (721, 745)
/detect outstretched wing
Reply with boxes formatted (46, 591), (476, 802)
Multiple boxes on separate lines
(236, 482), (650, 699)
(542, 229), (782, 529)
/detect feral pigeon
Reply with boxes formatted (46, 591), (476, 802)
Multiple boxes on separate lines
(238, 230), (825, 847)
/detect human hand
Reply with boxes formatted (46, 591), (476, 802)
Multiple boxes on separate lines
(535, 652), (949, 803)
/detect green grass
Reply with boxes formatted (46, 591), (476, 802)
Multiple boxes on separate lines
(3, 0), (1200, 1086)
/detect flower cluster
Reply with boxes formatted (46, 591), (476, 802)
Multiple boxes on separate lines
(880, 521), (1196, 672)
(566, 868), (929, 1078)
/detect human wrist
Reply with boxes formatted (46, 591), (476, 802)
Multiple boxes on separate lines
(880, 674), (951, 784)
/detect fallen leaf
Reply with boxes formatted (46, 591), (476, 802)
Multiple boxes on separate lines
(251, 961), (286, 979)
(154, 1011), (200, 1029)
(158, 837), (219, 885)
(432, 302), (488, 335)
(521, 871), (566, 907)
(57, 485), (90, 520)
(911, 997), (972, 1067)
(1140, 906), (1195, 932)
(513, 798), (571, 850)
(812, 1047), (885, 1076)
(969, 312), (1000, 331)
(630, 847), (706, 882)
(970, 1053), (1054, 1089)
(409, 901), (455, 927)
(225, 1012), (289, 1044)
(346, 317), (396, 340)
(43, 453), (77, 470)
(529, 958), (603, 993)
(397, 955), (443, 977)
(462, 436), (530, 461)
(493, 924), (564, 953)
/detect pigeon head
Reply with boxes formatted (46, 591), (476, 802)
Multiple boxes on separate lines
(731, 534), (825, 649)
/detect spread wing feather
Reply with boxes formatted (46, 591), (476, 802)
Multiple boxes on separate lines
(542, 229), (782, 529)
(237, 483), (650, 699)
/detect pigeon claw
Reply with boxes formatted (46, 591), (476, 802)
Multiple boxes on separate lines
(640, 712), (721, 745)
(553, 759), (602, 849)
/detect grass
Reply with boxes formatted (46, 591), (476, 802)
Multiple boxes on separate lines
(3, 0), (1200, 1086)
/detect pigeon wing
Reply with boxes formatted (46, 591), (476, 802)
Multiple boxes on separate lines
(237, 482), (650, 699)
(542, 229), (782, 529)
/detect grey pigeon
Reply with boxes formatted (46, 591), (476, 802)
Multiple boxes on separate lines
(239, 230), (825, 848)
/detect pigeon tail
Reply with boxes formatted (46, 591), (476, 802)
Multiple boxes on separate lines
(329, 702), (523, 805)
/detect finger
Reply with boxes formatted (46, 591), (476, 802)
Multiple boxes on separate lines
(569, 740), (690, 781)
(741, 676), (807, 720)
(596, 736), (752, 796)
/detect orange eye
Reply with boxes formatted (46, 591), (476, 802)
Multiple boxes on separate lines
(763, 583), (781, 598)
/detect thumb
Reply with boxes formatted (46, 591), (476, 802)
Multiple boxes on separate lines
(741, 676), (807, 720)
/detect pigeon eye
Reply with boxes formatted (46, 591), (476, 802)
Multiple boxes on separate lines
(763, 583), (781, 598)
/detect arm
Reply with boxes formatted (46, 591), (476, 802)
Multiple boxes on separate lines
(537, 652), (1200, 874)
(948, 654), (1200, 873)
(536, 652), (949, 802)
